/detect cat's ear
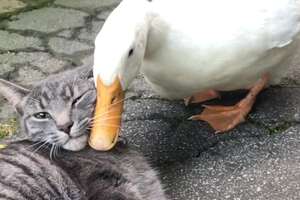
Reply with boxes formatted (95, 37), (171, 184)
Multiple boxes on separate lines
(0, 79), (30, 108)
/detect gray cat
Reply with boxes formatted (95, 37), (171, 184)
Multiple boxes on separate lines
(0, 67), (96, 151)
(0, 66), (167, 200)
(0, 141), (167, 200)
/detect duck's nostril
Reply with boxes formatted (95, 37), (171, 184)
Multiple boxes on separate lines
(58, 122), (74, 134)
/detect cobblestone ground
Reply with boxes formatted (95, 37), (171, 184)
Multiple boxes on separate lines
(1, 1), (300, 199)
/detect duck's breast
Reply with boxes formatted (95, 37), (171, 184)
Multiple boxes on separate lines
(142, 0), (300, 99)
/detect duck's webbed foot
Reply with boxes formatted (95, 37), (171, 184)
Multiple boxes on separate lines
(189, 74), (269, 133)
(184, 89), (220, 106)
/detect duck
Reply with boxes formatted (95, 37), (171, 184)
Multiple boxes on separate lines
(89, 0), (300, 151)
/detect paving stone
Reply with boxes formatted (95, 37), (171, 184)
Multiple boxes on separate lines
(55, 0), (121, 11)
(0, 64), (14, 78)
(97, 9), (112, 20)
(78, 20), (104, 41)
(81, 54), (93, 68)
(57, 29), (74, 38)
(0, 52), (68, 73)
(22, 0), (51, 7)
(161, 125), (300, 200)
(49, 37), (93, 55)
(0, 0), (26, 14)
(15, 65), (46, 86)
(8, 7), (88, 33)
(0, 30), (43, 50)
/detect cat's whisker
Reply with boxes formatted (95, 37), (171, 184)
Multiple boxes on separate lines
(87, 124), (121, 130)
(28, 97), (40, 103)
(27, 140), (44, 150)
(76, 119), (90, 131)
(32, 140), (48, 153)
(90, 95), (133, 120)
(108, 94), (133, 108)
(88, 121), (122, 127)
(89, 116), (122, 125)
(50, 144), (55, 161)
(53, 145), (57, 159)
(89, 109), (118, 121)
(57, 146), (62, 156)
(55, 145), (59, 158)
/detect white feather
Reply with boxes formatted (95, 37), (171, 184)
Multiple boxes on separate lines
(94, 0), (300, 98)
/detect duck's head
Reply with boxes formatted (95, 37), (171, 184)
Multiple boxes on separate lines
(89, 0), (151, 151)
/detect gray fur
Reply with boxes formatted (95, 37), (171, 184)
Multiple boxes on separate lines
(0, 141), (167, 200)
(0, 67), (96, 151)
(0, 66), (167, 199)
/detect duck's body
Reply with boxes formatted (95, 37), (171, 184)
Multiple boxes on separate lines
(142, 0), (300, 99)
(90, 0), (300, 150)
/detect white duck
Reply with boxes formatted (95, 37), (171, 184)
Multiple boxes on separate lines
(89, 0), (300, 150)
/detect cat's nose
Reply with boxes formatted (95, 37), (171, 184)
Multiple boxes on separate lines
(58, 122), (73, 134)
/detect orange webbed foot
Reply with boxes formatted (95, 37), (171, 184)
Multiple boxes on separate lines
(190, 104), (248, 133)
(184, 90), (220, 106)
(189, 74), (269, 133)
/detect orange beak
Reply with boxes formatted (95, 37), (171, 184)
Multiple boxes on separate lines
(89, 76), (125, 151)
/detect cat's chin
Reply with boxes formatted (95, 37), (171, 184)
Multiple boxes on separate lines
(62, 134), (88, 151)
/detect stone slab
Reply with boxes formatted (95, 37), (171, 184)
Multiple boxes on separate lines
(0, 64), (14, 78)
(49, 37), (93, 55)
(15, 65), (46, 86)
(55, 0), (121, 11)
(78, 20), (104, 41)
(0, 30), (43, 50)
(97, 10), (112, 20)
(0, 0), (26, 14)
(8, 7), (88, 33)
(57, 29), (73, 38)
(0, 52), (68, 73)
(81, 54), (93, 68)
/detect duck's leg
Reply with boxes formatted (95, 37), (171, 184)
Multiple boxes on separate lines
(190, 74), (269, 133)
(184, 90), (220, 106)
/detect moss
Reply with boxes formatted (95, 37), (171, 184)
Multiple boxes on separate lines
(0, 118), (18, 139)
(267, 122), (293, 135)
(0, 0), (53, 21)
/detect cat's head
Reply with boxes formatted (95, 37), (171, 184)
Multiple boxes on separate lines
(0, 67), (96, 151)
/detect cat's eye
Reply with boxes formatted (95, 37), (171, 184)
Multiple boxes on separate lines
(33, 112), (51, 119)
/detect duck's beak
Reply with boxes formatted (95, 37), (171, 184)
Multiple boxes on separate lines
(89, 76), (125, 151)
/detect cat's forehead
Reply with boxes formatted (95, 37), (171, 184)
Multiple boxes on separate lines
(27, 79), (90, 108)
(34, 77), (90, 95)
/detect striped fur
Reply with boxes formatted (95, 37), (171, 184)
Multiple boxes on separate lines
(0, 141), (167, 200)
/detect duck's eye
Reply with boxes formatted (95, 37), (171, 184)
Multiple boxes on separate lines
(33, 112), (51, 119)
(128, 48), (134, 57)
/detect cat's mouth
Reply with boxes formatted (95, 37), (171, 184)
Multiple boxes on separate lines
(62, 134), (88, 151)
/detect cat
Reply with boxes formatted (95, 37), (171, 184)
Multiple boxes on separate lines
(0, 66), (167, 199)
(0, 141), (167, 200)
(0, 66), (96, 151)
